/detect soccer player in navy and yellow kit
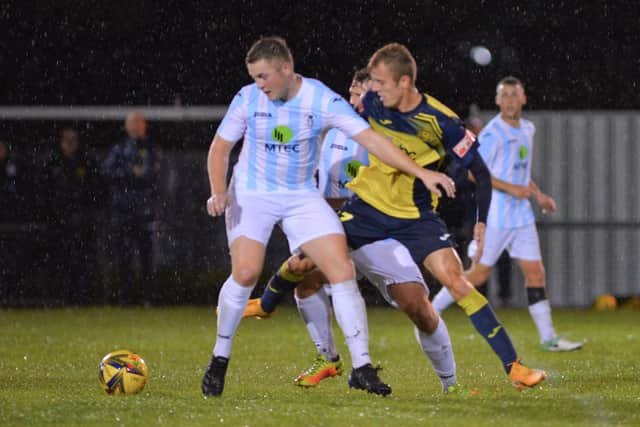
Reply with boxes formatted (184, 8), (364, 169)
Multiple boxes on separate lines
(340, 43), (546, 389)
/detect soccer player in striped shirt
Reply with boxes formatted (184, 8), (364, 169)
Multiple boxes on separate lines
(201, 37), (455, 397)
(244, 69), (464, 394)
(432, 76), (583, 352)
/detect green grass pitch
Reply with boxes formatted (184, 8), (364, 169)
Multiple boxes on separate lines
(0, 306), (638, 426)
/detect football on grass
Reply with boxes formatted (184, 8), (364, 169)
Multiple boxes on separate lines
(99, 349), (148, 395)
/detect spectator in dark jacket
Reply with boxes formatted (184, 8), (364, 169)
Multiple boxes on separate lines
(0, 140), (26, 305)
(103, 112), (160, 306)
(44, 127), (104, 305)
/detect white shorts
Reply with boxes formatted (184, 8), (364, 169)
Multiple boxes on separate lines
(350, 239), (428, 309)
(225, 188), (344, 253)
(479, 223), (542, 266)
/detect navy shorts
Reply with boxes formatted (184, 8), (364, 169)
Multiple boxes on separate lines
(339, 197), (454, 264)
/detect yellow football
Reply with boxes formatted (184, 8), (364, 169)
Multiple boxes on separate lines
(593, 294), (618, 311)
(99, 349), (148, 395)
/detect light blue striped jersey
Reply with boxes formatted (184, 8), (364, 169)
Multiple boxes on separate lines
(478, 114), (536, 228)
(318, 129), (370, 199)
(217, 77), (369, 193)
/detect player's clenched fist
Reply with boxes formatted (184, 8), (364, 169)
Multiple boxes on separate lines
(207, 193), (228, 216)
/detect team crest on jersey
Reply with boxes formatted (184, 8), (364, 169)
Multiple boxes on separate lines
(452, 129), (476, 158)
(418, 129), (440, 147)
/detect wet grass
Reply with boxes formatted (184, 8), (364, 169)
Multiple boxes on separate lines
(0, 306), (638, 426)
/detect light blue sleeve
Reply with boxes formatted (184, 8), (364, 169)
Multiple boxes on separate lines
(477, 130), (498, 168)
(326, 94), (369, 138)
(217, 88), (249, 143)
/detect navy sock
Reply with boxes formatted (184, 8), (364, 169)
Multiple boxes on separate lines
(458, 289), (518, 373)
(260, 271), (301, 312)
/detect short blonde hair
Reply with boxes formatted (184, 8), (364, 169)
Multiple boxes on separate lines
(245, 36), (294, 66)
(368, 43), (417, 84)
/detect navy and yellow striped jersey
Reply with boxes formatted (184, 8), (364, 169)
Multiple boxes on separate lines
(347, 90), (478, 219)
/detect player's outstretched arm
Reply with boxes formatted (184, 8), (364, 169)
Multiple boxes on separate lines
(206, 133), (234, 217)
(352, 128), (455, 198)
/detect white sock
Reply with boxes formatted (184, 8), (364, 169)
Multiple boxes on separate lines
(528, 299), (556, 342)
(432, 287), (456, 314)
(213, 276), (254, 358)
(329, 279), (371, 368)
(414, 318), (457, 391)
(295, 288), (339, 360)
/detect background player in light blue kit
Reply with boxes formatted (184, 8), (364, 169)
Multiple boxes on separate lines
(432, 76), (583, 352)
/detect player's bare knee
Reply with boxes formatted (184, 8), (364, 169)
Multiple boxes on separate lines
(526, 266), (545, 287)
(232, 267), (260, 286)
(324, 257), (355, 283)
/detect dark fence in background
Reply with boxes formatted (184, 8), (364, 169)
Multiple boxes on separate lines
(479, 111), (640, 307)
(0, 119), (383, 307)
(2, 112), (640, 308)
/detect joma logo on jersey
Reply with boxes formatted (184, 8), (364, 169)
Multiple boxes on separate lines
(330, 143), (348, 151)
(254, 112), (272, 117)
(272, 126), (293, 144)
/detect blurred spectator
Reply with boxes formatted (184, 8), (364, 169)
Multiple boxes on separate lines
(44, 128), (104, 305)
(0, 140), (26, 304)
(103, 112), (160, 306)
(466, 115), (484, 136)
(0, 140), (28, 221)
